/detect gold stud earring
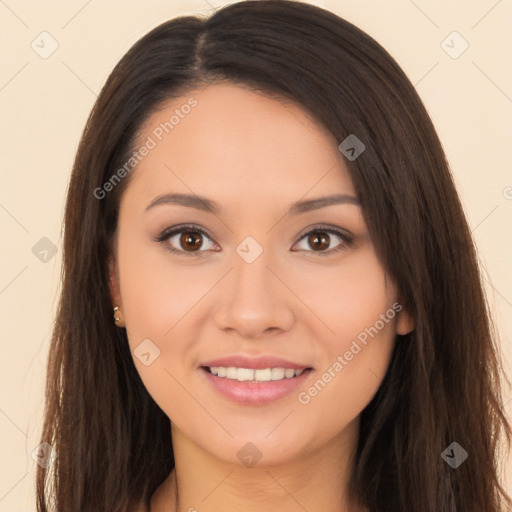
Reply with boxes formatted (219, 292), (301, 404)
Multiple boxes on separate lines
(113, 306), (125, 327)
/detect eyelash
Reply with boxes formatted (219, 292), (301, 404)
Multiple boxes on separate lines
(155, 223), (353, 258)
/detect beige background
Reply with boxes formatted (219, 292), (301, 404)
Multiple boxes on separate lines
(1, 0), (511, 509)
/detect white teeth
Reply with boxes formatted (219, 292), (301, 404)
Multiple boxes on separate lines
(254, 368), (272, 381)
(237, 368), (255, 381)
(208, 366), (307, 382)
(226, 367), (238, 379)
(271, 368), (285, 380)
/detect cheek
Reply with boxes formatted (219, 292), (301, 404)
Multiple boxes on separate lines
(293, 246), (397, 348)
(294, 331), (395, 458)
(117, 230), (213, 342)
(116, 234), (221, 408)
(292, 249), (397, 421)
(115, 237), (210, 418)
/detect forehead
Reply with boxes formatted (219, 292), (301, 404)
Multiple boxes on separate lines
(125, 82), (355, 208)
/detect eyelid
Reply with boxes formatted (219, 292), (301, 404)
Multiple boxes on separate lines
(156, 223), (214, 242)
(295, 223), (352, 242)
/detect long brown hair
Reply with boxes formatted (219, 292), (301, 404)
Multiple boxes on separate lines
(36, 1), (512, 510)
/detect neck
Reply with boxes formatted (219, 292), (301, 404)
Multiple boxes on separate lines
(150, 418), (366, 512)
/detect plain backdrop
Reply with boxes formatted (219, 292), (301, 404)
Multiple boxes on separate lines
(1, 0), (511, 509)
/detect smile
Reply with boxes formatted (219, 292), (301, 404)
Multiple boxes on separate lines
(200, 366), (313, 405)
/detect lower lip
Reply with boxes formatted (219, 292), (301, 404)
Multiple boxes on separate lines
(200, 367), (313, 405)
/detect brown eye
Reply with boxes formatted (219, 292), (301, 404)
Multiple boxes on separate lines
(180, 231), (204, 251)
(308, 232), (330, 251)
(157, 225), (217, 256)
(292, 226), (351, 256)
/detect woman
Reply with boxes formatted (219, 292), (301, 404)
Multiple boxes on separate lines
(36, 1), (512, 511)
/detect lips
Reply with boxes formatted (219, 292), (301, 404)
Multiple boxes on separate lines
(199, 354), (314, 405)
(200, 355), (311, 370)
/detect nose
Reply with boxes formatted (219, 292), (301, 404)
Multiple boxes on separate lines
(213, 249), (295, 339)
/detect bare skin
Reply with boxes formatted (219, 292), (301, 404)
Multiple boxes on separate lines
(110, 83), (414, 512)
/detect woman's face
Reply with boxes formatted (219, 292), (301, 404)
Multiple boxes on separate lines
(110, 83), (413, 466)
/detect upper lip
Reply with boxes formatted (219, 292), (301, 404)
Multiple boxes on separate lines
(200, 355), (312, 370)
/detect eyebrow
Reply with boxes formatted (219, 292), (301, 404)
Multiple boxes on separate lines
(145, 192), (360, 216)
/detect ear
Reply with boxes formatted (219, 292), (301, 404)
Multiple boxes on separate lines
(396, 303), (415, 335)
(108, 254), (122, 308)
